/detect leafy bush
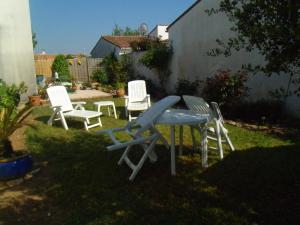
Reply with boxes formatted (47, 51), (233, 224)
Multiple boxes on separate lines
(130, 39), (153, 52)
(139, 42), (172, 85)
(176, 79), (199, 96)
(92, 69), (108, 85)
(202, 70), (248, 106)
(0, 80), (28, 157)
(52, 55), (71, 82)
(101, 53), (129, 84)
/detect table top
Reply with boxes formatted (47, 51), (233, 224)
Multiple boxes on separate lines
(156, 109), (209, 126)
(93, 101), (115, 105)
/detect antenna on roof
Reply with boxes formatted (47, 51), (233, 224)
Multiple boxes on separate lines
(139, 23), (148, 36)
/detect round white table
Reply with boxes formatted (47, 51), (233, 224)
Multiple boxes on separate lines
(93, 101), (117, 119)
(156, 109), (209, 175)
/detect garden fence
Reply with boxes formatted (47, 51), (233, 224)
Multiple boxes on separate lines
(35, 55), (102, 83)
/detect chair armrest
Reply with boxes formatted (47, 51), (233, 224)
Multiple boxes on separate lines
(51, 105), (62, 111)
(72, 101), (86, 110)
(71, 101), (86, 105)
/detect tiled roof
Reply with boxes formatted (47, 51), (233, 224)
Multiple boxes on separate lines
(102, 36), (146, 48)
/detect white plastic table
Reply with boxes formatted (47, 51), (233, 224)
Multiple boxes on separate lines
(156, 109), (209, 175)
(93, 101), (117, 119)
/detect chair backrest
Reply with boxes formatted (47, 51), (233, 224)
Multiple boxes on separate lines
(136, 96), (181, 128)
(128, 80), (147, 102)
(183, 95), (213, 119)
(47, 85), (74, 112)
(210, 102), (225, 124)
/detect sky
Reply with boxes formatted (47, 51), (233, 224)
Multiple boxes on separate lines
(29, 0), (195, 55)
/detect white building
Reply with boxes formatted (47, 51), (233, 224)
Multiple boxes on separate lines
(148, 25), (169, 41)
(0, 0), (36, 97)
(167, 0), (300, 116)
(90, 36), (146, 58)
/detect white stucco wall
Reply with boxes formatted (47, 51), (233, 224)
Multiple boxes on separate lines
(0, 0), (36, 97)
(130, 52), (161, 87)
(168, 0), (300, 116)
(149, 25), (169, 41)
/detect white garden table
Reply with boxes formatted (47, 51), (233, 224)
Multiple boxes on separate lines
(156, 109), (209, 175)
(94, 101), (117, 119)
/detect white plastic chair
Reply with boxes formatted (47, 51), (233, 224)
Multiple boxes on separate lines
(183, 95), (234, 160)
(99, 95), (181, 181)
(125, 80), (151, 121)
(47, 86), (102, 131)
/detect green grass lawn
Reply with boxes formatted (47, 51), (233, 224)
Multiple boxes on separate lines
(1, 97), (300, 225)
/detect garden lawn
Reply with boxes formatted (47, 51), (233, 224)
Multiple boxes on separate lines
(1, 97), (299, 225)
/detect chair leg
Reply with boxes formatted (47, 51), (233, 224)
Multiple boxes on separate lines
(47, 112), (57, 126)
(128, 111), (132, 121)
(129, 136), (159, 181)
(118, 145), (132, 165)
(220, 123), (235, 151)
(215, 119), (224, 159)
(59, 112), (69, 130)
(84, 119), (89, 131)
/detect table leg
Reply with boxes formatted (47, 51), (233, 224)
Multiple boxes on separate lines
(179, 125), (183, 155)
(113, 104), (117, 119)
(108, 106), (111, 116)
(201, 126), (208, 168)
(170, 125), (176, 175)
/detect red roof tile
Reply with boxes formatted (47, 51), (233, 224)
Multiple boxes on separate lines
(102, 36), (147, 48)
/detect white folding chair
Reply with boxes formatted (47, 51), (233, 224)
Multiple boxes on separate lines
(183, 95), (234, 160)
(125, 80), (151, 121)
(47, 85), (102, 131)
(99, 96), (181, 181)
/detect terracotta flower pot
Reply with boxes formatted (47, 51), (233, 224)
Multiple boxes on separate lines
(28, 95), (41, 106)
(116, 88), (125, 97)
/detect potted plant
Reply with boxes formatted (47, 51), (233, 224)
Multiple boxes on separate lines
(115, 82), (125, 97)
(28, 93), (41, 106)
(0, 80), (33, 180)
(37, 85), (48, 105)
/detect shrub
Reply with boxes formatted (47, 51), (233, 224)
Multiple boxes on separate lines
(139, 42), (172, 85)
(202, 69), (248, 107)
(176, 79), (199, 96)
(0, 80), (28, 157)
(92, 69), (108, 85)
(130, 38), (153, 52)
(101, 53), (128, 84)
(52, 55), (71, 82)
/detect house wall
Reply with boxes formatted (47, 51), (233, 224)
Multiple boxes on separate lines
(0, 0), (36, 97)
(149, 26), (169, 41)
(168, 0), (300, 116)
(129, 52), (161, 87)
(90, 38), (133, 59)
(91, 38), (120, 58)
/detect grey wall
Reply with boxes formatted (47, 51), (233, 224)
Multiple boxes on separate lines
(168, 0), (300, 116)
(0, 0), (36, 98)
(91, 38), (119, 58)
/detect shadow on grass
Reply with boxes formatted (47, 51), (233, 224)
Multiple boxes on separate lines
(1, 123), (300, 225)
